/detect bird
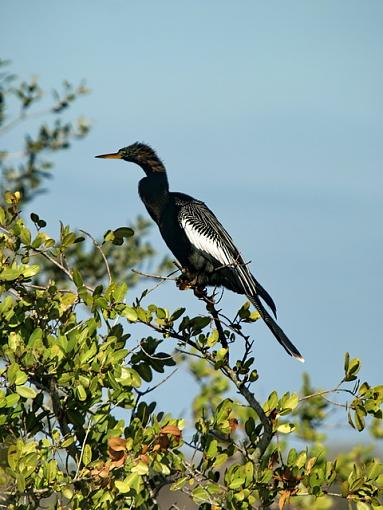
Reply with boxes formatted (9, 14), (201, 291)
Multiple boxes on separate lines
(96, 142), (303, 362)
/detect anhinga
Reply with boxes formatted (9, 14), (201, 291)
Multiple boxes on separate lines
(96, 143), (303, 362)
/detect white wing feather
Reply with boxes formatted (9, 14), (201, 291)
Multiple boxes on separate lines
(179, 205), (258, 297)
(180, 218), (234, 267)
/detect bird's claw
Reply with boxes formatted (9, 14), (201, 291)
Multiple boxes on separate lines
(176, 273), (198, 290)
(176, 273), (215, 304)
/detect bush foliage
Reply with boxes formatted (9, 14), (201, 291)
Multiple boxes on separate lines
(1, 61), (383, 510)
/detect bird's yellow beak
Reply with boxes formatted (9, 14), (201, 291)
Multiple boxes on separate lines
(95, 152), (122, 159)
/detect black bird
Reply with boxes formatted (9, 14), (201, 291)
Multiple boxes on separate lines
(96, 143), (303, 362)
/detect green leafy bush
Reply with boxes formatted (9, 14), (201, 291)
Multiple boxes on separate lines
(0, 61), (382, 510)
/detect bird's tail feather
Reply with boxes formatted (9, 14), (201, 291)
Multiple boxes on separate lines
(252, 277), (277, 318)
(249, 295), (304, 362)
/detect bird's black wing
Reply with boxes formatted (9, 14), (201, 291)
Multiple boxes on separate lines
(178, 199), (276, 314)
(178, 199), (304, 362)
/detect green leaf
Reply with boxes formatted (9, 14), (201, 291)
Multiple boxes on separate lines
(62, 436), (75, 448)
(206, 439), (218, 459)
(356, 502), (371, 510)
(113, 227), (134, 239)
(131, 460), (149, 475)
(264, 391), (278, 413)
(207, 329), (219, 347)
(72, 268), (83, 288)
(8, 332), (22, 353)
(277, 423), (295, 434)
(213, 453), (228, 468)
(135, 363), (152, 382)
(215, 399), (233, 424)
(170, 307), (185, 321)
(344, 353), (361, 381)
(122, 306), (138, 322)
(244, 461), (254, 485)
(16, 385), (37, 399)
(114, 281), (128, 302)
(296, 451), (307, 469)
(30, 212), (40, 223)
(76, 384), (87, 401)
(82, 444), (92, 466)
(79, 342), (97, 364)
(116, 367), (141, 388)
(115, 480), (131, 494)
(170, 476), (188, 491)
(215, 348), (228, 362)
(156, 307), (167, 319)
(192, 485), (212, 504)
(354, 407), (366, 431)
(31, 232), (48, 248)
(5, 393), (20, 407)
(0, 267), (22, 281)
(47, 459), (57, 483)
(15, 370), (28, 386)
(191, 316), (211, 331)
(19, 226), (31, 245)
(62, 487), (73, 500)
(229, 476), (245, 489)
(115, 473), (141, 493)
(282, 393), (299, 411)
(28, 327), (43, 346)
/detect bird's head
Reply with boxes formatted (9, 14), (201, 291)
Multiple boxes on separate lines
(96, 142), (165, 174)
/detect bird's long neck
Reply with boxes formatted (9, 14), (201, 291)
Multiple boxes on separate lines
(135, 151), (166, 176)
(138, 172), (169, 224)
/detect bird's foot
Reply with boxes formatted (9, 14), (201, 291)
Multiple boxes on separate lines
(176, 272), (211, 302)
(193, 286), (208, 299)
(176, 272), (199, 291)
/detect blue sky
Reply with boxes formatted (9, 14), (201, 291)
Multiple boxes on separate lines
(2, 1), (383, 441)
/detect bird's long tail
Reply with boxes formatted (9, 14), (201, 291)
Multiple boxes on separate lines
(249, 295), (304, 362)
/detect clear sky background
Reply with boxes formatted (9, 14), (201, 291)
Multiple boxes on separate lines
(1, 1), (382, 442)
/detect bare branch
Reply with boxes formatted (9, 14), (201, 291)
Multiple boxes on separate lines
(80, 229), (112, 285)
(131, 268), (179, 281)
(49, 377), (80, 463)
(136, 368), (179, 397)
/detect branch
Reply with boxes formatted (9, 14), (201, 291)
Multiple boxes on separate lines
(74, 419), (92, 481)
(176, 280), (273, 462)
(193, 287), (228, 349)
(139, 302), (273, 466)
(49, 377), (80, 463)
(135, 368), (179, 397)
(299, 387), (355, 405)
(32, 247), (94, 292)
(80, 229), (112, 286)
(0, 107), (52, 135)
(221, 363), (273, 464)
(131, 268), (179, 281)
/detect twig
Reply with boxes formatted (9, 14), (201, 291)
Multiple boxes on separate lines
(175, 348), (205, 360)
(74, 418), (93, 481)
(222, 362), (273, 464)
(32, 248), (94, 292)
(296, 491), (342, 498)
(133, 268), (181, 301)
(131, 268), (179, 281)
(49, 378), (80, 463)
(136, 368), (179, 397)
(140, 319), (272, 466)
(299, 387), (355, 403)
(23, 283), (75, 294)
(80, 229), (112, 285)
(192, 287), (228, 349)
(0, 107), (53, 135)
